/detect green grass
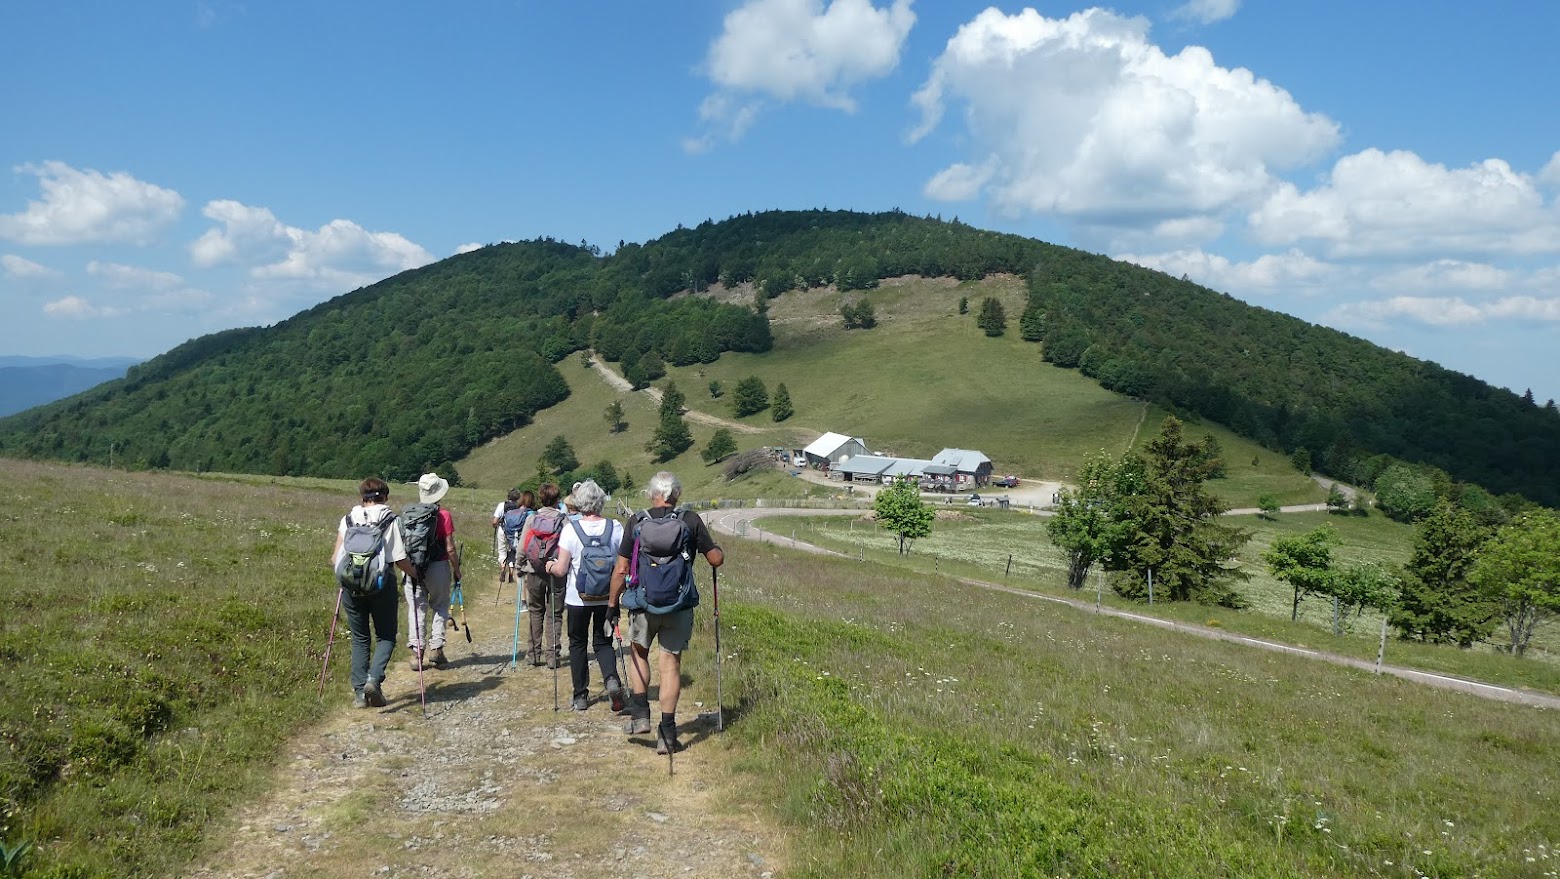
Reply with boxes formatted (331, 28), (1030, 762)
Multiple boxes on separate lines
(452, 276), (1321, 509)
(753, 507), (1560, 695)
(708, 546), (1560, 878)
(0, 459), (496, 878)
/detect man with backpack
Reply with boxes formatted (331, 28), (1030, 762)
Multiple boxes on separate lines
(403, 472), (462, 671)
(519, 482), (566, 668)
(330, 477), (418, 708)
(544, 479), (625, 711)
(608, 471), (722, 756)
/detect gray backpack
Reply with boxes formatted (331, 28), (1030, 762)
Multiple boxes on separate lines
(335, 510), (398, 596)
(570, 518), (617, 602)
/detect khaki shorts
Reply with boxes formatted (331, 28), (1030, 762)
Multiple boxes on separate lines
(628, 607), (694, 654)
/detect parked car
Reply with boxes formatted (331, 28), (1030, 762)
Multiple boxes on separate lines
(967, 493), (982, 507)
(994, 475), (1020, 488)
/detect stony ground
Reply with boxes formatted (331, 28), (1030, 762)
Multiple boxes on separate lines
(187, 576), (786, 879)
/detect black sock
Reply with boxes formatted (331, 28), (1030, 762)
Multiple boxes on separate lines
(660, 713), (676, 732)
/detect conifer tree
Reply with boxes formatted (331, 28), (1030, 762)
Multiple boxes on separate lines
(732, 376), (769, 416)
(977, 297), (1007, 336)
(771, 383), (793, 422)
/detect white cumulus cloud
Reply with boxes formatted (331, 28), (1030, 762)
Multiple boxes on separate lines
(454, 242), (484, 255)
(1248, 149), (1560, 259)
(911, 8), (1339, 244)
(190, 199), (434, 290)
(1, 253), (60, 280)
(1170, 0), (1241, 25)
(1370, 259), (1512, 294)
(1119, 247), (1336, 294)
(0, 161), (184, 246)
(691, 0), (916, 148)
(1326, 295), (1560, 329)
(42, 295), (127, 320)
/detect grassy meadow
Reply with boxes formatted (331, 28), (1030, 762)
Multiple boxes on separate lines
(708, 545), (1560, 878)
(0, 459), (495, 878)
(758, 507), (1560, 695)
(655, 275), (1323, 508)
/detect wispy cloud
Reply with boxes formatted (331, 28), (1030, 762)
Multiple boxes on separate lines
(1169, 0), (1241, 26)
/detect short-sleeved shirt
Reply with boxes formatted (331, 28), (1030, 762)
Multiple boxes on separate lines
(492, 501), (508, 521)
(430, 507), (455, 562)
(333, 503), (408, 568)
(616, 507), (719, 562)
(559, 515), (624, 606)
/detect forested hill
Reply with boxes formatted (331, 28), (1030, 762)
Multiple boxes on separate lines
(1, 208), (1556, 505)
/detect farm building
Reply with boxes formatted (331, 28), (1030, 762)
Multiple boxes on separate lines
(932, 448), (994, 486)
(802, 432), (870, 469)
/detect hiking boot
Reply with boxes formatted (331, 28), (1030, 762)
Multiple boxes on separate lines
(655, 723), (683, 755)
(427, 647), (448, 668)
(570, 694), (589, 712)
(605, 676), (625, 714)
(353, 691), (369, 709)
(624, 715), (651, 735)
(408, 649), (424, 672)
(363, 678), (387, 708)
(546, 654), (561, 670)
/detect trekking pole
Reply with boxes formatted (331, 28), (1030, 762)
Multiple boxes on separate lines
(317, 587), (344, 699)
(712, 566), (723, 733)
(614, 621), (628, 708)
(411, 575), (428, 717)
(455, 542), (472, 643)
(510, 574), (525, 669)
(549, 576), (559, 711)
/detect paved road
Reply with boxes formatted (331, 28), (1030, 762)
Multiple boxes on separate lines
(702, 507), (1559, 711)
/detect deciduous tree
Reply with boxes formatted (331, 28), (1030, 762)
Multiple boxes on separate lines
(1468, 511), (1560, 656)
(874, 477), (933, 555)
(1263, 525), (1337, 621)
(542, 435), (578, 475)
(702, 428), (738, 464)
(604, 399), (626, 433)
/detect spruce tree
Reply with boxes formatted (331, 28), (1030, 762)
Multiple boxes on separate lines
(977, 297), (1007, 336)
(647, 410), (693, 462)
(732, 376), (769, 416)
(702, 428), (738, 464)
(771, 383), (793, 422)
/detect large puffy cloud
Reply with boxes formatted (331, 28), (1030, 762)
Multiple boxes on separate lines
(0, 161), (184, 246)
(1249, 149), (1560, 259)
(690, 0), (915, 149)
(912, 8), (1338, 241)
(190, 199), (433, 290)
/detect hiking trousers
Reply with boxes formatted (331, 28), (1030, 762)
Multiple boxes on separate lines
(405, 560), (453, 651)
(342, 586), (398, 694)
(566, 604), (617, 699)
(523, 570), (564, 662)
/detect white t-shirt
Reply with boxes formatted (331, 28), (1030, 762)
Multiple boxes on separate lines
(558, 516), (622, 606)
(333, 503), (408, 568)
(492, 501), (509, 521)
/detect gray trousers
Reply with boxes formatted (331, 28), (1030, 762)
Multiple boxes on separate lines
(524, 570), (564, 660)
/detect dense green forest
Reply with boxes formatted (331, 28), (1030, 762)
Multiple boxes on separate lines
(1, 209), (1556, 507)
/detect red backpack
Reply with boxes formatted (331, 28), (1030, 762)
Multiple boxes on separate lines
(523, 507), (566, 570)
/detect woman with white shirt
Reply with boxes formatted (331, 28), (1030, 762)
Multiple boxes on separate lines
(544, 479), (626, 712)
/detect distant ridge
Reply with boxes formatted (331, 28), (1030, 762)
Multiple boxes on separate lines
(0, 362), (134, 418)
(0, 209), (1555, 505)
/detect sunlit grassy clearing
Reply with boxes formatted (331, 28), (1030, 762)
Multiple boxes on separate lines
(758, 508), (1560, 694)
(711, 546), (1559, 878)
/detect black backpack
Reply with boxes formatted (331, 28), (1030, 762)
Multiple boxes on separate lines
(334, 509), (399, 596)
(400, 502), (441, 574)
(623, 512), (699, 614)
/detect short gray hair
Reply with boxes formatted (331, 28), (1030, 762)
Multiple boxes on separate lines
(572, 479), (607, 515)
(647, 471), (681, 506)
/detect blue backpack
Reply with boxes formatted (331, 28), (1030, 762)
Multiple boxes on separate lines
(502, 506), (531, 546)
(569, 518), (617, 602)
(623, 512), (699, 614)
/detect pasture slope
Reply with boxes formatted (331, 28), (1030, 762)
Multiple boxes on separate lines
(5, 460), (1557, 878)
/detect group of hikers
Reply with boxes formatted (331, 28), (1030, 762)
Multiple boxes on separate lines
(329, 469), (722, 756)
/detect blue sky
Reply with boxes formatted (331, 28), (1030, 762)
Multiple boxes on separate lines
(3, 1), (1559, 402)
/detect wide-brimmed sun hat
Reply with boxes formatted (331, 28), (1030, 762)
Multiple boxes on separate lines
(417, 472), (450, 504)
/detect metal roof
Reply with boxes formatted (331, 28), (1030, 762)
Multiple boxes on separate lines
(921, 463), (958, 475)
(834, 455), (895, 475)
(803, 431), (864, 458)
(933, 448), (993, 471)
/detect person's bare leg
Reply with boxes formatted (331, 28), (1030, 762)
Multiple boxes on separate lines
(658, 649), (681, 715)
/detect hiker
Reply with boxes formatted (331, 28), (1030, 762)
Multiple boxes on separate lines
(519, 482), (566, 668)
(544, 479), (626, 711)
(499, 489), (533, 585)
(330, 477), (417, 708)
(492, 489), (520, 570)
(609, 471), (723, 755)
(405, 472), (461, 671)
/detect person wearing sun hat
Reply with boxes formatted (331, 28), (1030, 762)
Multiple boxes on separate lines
(404, 472), (461, 670)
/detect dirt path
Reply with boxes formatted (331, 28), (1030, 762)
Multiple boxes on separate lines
(588, 354), (773, 436)
(187, 573), (786, 879)
(704, 508), (1560, 711)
